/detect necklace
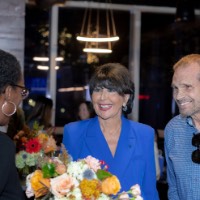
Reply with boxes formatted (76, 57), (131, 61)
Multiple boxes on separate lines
(102, 124), (121, 157)
(109, 125), (121, 136)
(101, 123), (121, 137)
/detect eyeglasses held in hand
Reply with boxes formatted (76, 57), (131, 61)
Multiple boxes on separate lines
(192, 133), (200, 164)
(11, 84), (29, 100)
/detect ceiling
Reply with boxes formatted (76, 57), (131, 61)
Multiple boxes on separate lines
(26, 0), (200, 9)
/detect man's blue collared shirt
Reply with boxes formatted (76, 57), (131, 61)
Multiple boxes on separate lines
(164, 115), (200, 200)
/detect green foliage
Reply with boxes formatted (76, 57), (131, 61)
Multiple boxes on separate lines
(33, 121), (44, 132)
(42, 163), (55, 178)
(96, 169), (112, 181)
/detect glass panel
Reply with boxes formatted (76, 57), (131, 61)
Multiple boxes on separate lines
(24, 4), (200, 130)
(24, 6), (130, 126)
(140, 12), (200, 129)
(24, 6), (50, 117)
(55, 8), (130, 126)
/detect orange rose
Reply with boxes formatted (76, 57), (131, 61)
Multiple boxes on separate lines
(30, 170), (50, 198)
(101, 175), (121, 195)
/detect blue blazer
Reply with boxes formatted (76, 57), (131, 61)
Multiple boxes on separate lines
(62, 116), (159, 200)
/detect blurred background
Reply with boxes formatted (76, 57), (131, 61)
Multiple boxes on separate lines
(2, 0), (200, 129)
(2, 1), (200, 199)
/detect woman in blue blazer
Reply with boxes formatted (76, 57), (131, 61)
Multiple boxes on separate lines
(63, 63), (159, 200)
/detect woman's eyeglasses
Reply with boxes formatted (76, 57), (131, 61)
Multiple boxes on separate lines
(192, 133), (200, 164)
(11, 84), (29, 99)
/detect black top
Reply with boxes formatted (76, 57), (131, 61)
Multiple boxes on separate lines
(0, 132), (25, 200)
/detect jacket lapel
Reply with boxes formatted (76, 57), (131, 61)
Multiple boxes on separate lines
(84, 116), (137, 180)
(84, 117), (113, 161)
(110, 117), (137, 179)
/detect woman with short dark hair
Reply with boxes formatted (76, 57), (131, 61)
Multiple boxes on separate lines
(63, 63), (159, 199)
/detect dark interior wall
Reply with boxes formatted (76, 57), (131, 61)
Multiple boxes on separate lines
(0, 0), (25, 68)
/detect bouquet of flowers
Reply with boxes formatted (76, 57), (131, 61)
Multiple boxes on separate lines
(25, 145), (143, 200)
(15, 121), (57, 176)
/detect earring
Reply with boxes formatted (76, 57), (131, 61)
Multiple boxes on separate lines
(2, 100), (17, 116)
(122, 105), (128, 112)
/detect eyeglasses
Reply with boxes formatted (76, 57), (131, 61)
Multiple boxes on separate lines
(11, 84), (29, 100)
(192, 133), (200, 164)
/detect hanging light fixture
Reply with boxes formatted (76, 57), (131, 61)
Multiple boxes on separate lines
(76, 0), (119, 54)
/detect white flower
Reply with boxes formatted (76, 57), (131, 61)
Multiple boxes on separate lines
(67, 160), (89, 181)
(54, 197), (68, 200)
(135, 196), (143, 200)
(16, 151), (27, 168)
(25, 173), (34, 198)
(97, 193), (111, 200)
(118, 192), (129, 199)
(16, 151), (39, 169)
(54, 188), (82, 199)
(130, 184), (141, 197)
(25, 153), (39, 166)
(66, 187), (82, 199)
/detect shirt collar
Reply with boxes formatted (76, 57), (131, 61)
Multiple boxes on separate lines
(186, 116), (195, 127)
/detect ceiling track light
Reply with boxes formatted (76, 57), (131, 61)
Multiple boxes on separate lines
(37, 65), (59, 70)
(33, 56), (64, 62)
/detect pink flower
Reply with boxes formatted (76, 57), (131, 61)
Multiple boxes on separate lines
(50, 173), (75, 198)
(43, 136), (57, 153)
(130, 184), (141, 197)
(55, 163), (67, 175)
(135, 196), (143, 200)
(84, 155), (101, 172)
(118, 192), (129, 199)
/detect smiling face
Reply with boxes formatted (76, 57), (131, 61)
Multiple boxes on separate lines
(172, 63), (200, 118)
(91, 87), (129, 121)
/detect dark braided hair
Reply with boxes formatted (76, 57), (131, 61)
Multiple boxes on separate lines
(0, 49), (22, 94)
